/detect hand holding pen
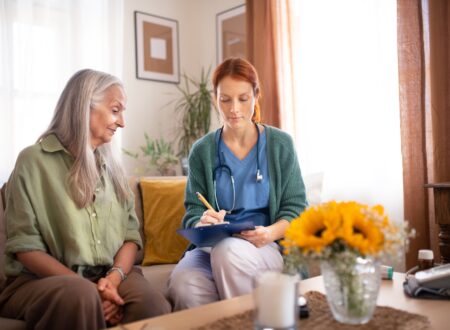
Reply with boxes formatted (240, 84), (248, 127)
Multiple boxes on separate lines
(195, 192), (227, 227)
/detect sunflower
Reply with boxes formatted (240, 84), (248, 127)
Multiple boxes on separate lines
(283, 200), (409, 268)
(340, 202), (384, 255)
(283, 202), (341, 253)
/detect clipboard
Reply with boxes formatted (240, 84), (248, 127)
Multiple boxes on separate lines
(177, 220), (255, 247)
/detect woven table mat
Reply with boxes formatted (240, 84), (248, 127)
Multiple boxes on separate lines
(193, 291), (430, 330)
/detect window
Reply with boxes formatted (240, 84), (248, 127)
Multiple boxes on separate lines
(0, 0), (123, 183)
(283, 0), (403, 222)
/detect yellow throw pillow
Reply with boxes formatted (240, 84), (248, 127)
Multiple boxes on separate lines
(140, 178), (189, 265)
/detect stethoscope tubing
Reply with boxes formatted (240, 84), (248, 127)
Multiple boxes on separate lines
(213, 123), (262, 213)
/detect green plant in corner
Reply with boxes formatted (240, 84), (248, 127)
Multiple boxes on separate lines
(174, 67), (216, 160)
(123, 134), (178, 176)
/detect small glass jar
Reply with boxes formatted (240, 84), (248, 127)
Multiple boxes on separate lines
(418, 249), (434, 270)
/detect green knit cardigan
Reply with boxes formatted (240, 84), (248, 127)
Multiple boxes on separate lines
(182, 125), (308, 229)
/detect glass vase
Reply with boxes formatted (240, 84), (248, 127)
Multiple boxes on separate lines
(320, 257), (381, 324)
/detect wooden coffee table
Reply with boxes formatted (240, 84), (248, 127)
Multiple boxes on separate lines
(112, 272), (450, 330)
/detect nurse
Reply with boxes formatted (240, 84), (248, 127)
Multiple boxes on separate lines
(168, 58), (307, 311)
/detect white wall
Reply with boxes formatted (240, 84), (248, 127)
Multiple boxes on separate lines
(122, 0), (243, 175)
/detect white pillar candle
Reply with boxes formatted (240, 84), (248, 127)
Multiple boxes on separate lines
(254, 271), (298, 329)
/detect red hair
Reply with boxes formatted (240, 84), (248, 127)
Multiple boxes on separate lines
(212, 58), (261, 123)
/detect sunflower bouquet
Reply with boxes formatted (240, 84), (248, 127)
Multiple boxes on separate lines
(282, 201), (410, 267)
(281, 201), (413, 324)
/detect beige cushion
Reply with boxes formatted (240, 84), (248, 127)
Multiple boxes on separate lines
(303, 172), (324, 206)
(141, 264), (175, 298)
(140, 178), (189, 266)
(0, 317), (26, 330)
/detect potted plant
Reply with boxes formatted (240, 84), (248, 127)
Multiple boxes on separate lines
(173, 68), (216, 174)
(123, 134), (178, 176)
(282, 201), (414, 325)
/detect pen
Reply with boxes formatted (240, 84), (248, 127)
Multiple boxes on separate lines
(196, 192), (214, 211)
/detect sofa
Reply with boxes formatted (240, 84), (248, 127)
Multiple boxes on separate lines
(0, 176), (188, 329)
(0, 173), (322, 329)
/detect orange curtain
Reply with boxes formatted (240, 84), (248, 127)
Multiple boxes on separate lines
(246, 0), (281, 127)
(397, 0), (450, 268)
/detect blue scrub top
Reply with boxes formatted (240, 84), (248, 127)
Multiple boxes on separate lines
(214, 128), (270, 227)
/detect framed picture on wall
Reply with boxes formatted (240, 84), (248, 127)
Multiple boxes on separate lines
(134, 11), (180, 83)
(216, 4), (246, 64)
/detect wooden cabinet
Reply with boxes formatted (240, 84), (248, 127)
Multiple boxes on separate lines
(425, 183), (450, 263)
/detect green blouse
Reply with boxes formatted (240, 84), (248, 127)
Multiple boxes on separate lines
(4, 134), (141, 277)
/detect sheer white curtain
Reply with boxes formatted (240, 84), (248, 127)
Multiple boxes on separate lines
(278, 0), (403, 223)
(0, 0), (123, 184)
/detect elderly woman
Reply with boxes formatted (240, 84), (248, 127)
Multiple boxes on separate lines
(0, 69), (170, 329)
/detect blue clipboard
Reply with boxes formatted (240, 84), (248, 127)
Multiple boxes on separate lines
(177, 220), (255, 247)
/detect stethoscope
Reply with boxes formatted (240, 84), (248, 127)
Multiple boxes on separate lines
(213, 123), (263, 214)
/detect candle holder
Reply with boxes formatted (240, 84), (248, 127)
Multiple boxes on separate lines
(253, 271), (299, 330)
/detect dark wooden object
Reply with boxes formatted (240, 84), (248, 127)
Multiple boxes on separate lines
(425, 183), (450, 263)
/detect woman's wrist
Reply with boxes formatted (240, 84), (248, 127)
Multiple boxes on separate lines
(106, 266), (127, 287)
(107, 266), (127, 280)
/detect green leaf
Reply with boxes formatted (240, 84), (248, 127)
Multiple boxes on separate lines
(172, 66), (216, 157)
(122, 134), (178, 175)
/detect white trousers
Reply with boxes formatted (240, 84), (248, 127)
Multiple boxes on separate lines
(167, 237), (283, 311)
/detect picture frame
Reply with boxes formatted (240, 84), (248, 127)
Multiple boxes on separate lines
(216, 4), (246, 65)
(134, 11), (180, 83)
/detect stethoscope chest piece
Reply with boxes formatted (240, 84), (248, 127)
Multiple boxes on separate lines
(256, 169), (263, 182)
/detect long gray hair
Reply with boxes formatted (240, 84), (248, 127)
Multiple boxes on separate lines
(40, 69), (129, 208)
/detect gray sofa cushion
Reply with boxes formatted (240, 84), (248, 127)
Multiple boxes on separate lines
(141, 263), (175, 299)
